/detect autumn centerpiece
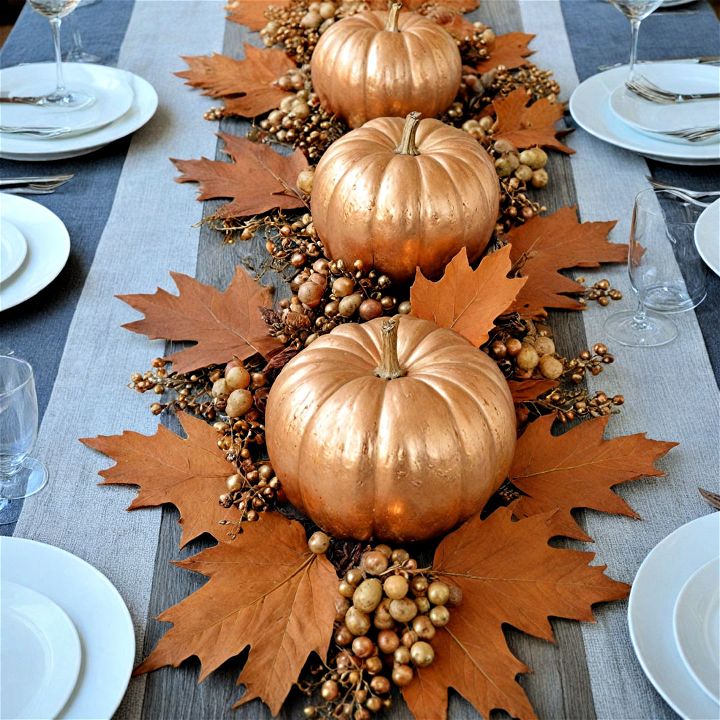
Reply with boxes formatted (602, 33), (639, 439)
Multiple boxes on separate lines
(311, 112), (500, 284)
(310, 2), (461, 128)
(265, 314), (516, 542)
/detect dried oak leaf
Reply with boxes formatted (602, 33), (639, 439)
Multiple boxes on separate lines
(410, 245), (526, 347)
(227, 0), (289, 31)
(81, 413), (235, 548)
(402, 508), (629, 720)
(172, 132), (308, 219)
(493, 87), (574, 154)
(135, 512), (338, 715)
(508, 378), (558, 404)
(507, 206), (627, 318)
(118, 266), (282, 374)
(510, 414), (678, 541)
(476, 32), (535, 72)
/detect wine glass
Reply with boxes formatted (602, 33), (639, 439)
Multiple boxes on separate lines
(0, 356), (48, 525)
(604, 189), (705, 348)
(65, 0), (103, 64)
(608, 0), (664, 80)
(27, 0), (93, 107)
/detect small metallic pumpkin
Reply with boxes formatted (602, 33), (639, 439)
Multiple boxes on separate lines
(310, 3), (461, 128)
(265, 316), (516, 542)
(311, 111), (500, 284)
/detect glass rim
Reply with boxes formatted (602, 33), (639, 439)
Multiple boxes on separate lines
(633, 188), (702, 221)
(0, 355), (34, 398)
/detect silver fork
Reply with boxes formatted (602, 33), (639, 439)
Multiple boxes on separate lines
(647, 177), (720, 198)
(0, 125), (74, 138)
(657, 125), (720, 142)
(626, 76), (720, 103)
(0, 176), (73, 195)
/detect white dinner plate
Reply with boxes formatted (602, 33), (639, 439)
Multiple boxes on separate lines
(569, 66), (720, 166)
(674, 558), (720, 704)
(0, 219), (27, 283)
(694, 198), (720, 277)
(1, 581), (82, 720)
(0, 193), (70, 311)
(0, 537), (135, 720)
(628, 512), (720, 719)
(0, 65), (157, 161)
(0, 63), (134, 137)
(609, 63), (720, 145)
(661, 0), (699, 6)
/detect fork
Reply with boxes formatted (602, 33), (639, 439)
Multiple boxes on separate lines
(656, 125), (720, 142)
(0, 176), (73, 195)
(626, 76), (720, 103)
(0, 125), (74, 138)
(646, 177), (720, 197)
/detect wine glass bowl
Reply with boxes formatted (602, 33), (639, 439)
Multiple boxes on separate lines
(608, 0), (664, 80)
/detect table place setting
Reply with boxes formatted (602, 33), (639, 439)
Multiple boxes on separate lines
(0, 0), (719, 720)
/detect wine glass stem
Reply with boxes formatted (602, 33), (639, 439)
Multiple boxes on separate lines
(628, 18), (641, 79)
(633, 298), (648, 328)
(50, 16), (67, 97)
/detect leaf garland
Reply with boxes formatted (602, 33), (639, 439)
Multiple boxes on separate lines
(409, 245), (526, 348)
(510, 414), (678, 541)
(401, 508), (630, 720)
(172, 132), (309, 219)
(176, 45), (294, 117)
(81, 413), (236, 548)
(135, 513), (338, 715)
(476, 32), (535, 72)
(119, 266), (282, 374)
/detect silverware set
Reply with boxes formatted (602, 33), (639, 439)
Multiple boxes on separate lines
(0, 175), (74, 195)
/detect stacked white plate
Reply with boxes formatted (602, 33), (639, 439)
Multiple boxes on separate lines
(0, 62), (158, 161)
(629, 512), (720, 719)
(0, 537), (134, 719)
(570, 62), (720, 166)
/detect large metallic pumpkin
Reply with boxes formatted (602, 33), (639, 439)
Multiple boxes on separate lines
(310, 3), (461, 128)
(311, 112), (500, 284)
(265, 316), (516, 542)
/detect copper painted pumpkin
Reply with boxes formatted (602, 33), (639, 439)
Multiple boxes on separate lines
(310, 3), (461, 128)
(265, 316), (516, 543)
(311, 112), (500, 284)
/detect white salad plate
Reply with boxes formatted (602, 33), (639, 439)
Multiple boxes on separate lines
(569, 66), (720, 166)
(694, 198), (720, 277)
(628, 512), (720, 720)
(1, 581), (82, 720)
(0, 64), (158, 161)
(0, 537), (135, 720)
(0, 218), (27, 283)
(674, 557), (720, 704)
(609, 63), (720, 145)
(0, 62), (134, 137)
(0, 193), (70, 311)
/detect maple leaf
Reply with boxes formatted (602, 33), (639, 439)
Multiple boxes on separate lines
(172, 132), (308, 219)
(410, 245), (526, 348)
(227, 0), (289, 31)
(509, 414), (678, 541)
(366, 0), (479, 9)
(81, 413), (236, 547)
(508, 378), (558, 404)
(476, 32), (535, 72)
(135, 512), (338, 715)
(507, 206), (627, 318)
(421, 5), (477, 40)
(118, 266), (282, 374)
(402, 508), (629, 720)
(176, 46), (294, 117)
(493, 87), (574, 154)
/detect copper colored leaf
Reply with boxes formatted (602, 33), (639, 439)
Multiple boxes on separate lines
(476, 32), (535, 72)
(493, 87), (574, 153)
(366, 0), (478, 9)
(172, 132), (308, 219)
(508, 378), (558, 404)
(507, 206), (627, 318)
(510, 414), (678, 541)
(227, 0), (289, 31)
(176, 46), (293, 117)
(402, 508), (629, 720)
(135, 513), (338, 715)
(410, 245), (526, 347)
(118, 266), (281, 374)
(422, 5), (477, 40)
(81, 413), (235, 547)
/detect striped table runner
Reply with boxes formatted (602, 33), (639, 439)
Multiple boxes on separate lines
(1, 1), (718, 718)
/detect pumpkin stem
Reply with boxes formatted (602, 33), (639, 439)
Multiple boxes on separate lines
(395, 112), (421, 156)
(375, 316), (406, 380)
(385, 2), (402, 32)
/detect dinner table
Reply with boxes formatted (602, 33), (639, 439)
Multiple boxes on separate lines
(1, 0), (719, 718)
